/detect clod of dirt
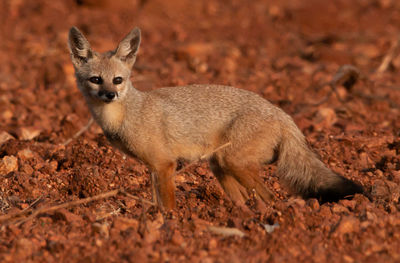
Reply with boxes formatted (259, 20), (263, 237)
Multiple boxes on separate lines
(171, 230), (185, 246)
(50, 208), (84, 225)
(371, 180), (392, 201)
(15, 238), (37, 260)
(17, 149), (35, 160)
(17, 127), (42, 141)
(307, 198), (320, 210)
(112, 217), (139, 232)
(314, 107), (337, 130)
(0, 131), (14, 146)
(0, 155), (18, 174)
(92, 222), (110, 239)
(333, 216), (360, 236)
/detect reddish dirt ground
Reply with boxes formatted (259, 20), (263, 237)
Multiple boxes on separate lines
(0, 0), (400, 262)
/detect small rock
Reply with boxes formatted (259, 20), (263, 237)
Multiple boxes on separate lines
(47, 160), (58, 173)
(268, 5), (283, 19)
(331, 204), (350, 214)
(371, 180), (390, 200)
(362, 239), (385, 256)
(223, 57), (237, 73)
(288, 198), (306, 208)
(335, 86), (348, 99)
(343, 255), (354, 263)
(388, 215), (400, 226)
(92, 222), (109, 239)
(391, 170), (400, 183)
(20, 203), (29, 209)
(144, 213), (164, 243)
(195, 167), (208, 176)
(385, 181), (400, 202)
(15, 238), (35, 259)
(272, 181), (280, 190)
(51, 209), (84, 224)
(17, 149), (35, 160)
(366, 211), (377, 221)
(112, 217), (139, 232)
(0, 155), (18, 174)
(18, 127), (41, 140)
(339, 199), (356, 210)
(319, 205), (332, 218)
(2, 110), (13, 121)
(200, 256), (213, 263)
(124, 198), (137, 209)
(334, 216), (359, 235)
(307, 199), (320, 210)
(208, 238), (217, 250)
(263, 223), (279, 234)
(171, 230), (185, 246)
(0, 131), (14, 146)
(314, 108), (337, 131)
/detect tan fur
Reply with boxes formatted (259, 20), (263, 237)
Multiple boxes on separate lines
(68, 27), (364, 210)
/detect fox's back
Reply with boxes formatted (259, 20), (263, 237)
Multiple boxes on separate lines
(146, 84), (276, 124)
(145, 84), (276, 128)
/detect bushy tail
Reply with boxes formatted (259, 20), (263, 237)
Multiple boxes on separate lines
(277, 118), (364, 203)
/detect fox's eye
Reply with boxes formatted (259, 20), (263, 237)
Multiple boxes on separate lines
(113, 77), (123, 85)
(89, 76), (102, 84)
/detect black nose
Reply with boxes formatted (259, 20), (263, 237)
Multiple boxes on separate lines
(105, 92), (116, 100)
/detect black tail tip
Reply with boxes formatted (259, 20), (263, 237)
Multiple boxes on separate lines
(314, 176), (366, 204)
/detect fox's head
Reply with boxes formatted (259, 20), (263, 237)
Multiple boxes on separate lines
(68, 27), (141, 103)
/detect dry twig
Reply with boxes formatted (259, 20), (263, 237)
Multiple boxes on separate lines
(0, 196), (43, 223)
(13, 190), (119, 226)
(119, 190), (155, 206)
(207, 226), (245, 237)
(0, 189), (157, 225)
(150, 172), (162, 209)
(377, 34), (400, 74)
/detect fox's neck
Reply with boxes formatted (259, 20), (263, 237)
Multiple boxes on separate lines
(86, 83), (143, 135)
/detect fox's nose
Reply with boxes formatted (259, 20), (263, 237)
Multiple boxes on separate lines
(105, 91), (116, 100)
(98, 90), (116, 100)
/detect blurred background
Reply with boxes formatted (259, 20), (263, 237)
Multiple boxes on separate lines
(0, 0), (399, 141)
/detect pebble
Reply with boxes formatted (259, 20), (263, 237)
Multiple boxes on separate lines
(17, 149), (35, 159)
(18, 127), (42, 140)
(334, 216), (359, 235)
(171, 230), (185, 246)
(0, 131), (14, 146)
(0, 155), (18, 174)
(307, 199), (320, 210)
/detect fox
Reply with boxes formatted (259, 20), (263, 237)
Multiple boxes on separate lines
(67, 26), (365, 210)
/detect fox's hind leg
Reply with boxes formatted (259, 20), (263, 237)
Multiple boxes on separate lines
(209, 156), (249, 205)
(226, 160), (275, 203)
(216, 115), (279, 204)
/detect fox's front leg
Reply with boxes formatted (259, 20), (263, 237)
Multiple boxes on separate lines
(150, 161), (177, 210)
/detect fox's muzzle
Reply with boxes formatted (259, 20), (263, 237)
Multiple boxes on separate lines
(98, 90), (117, 102)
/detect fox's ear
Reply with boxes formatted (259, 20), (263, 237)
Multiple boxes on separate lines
(68, 27), (93, 68)
(115, 27), (141, 68)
